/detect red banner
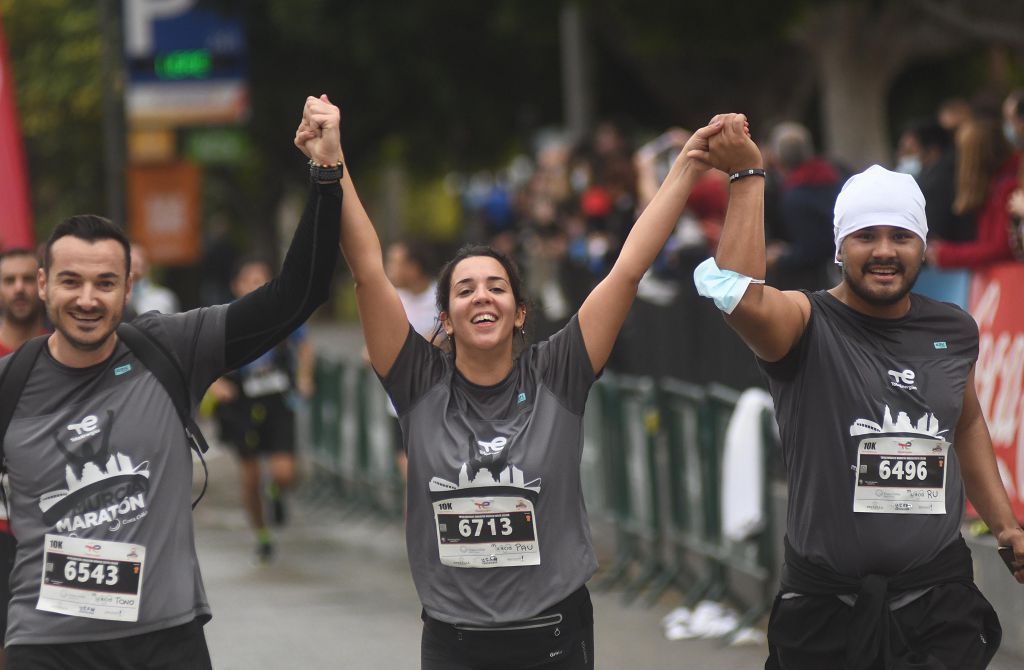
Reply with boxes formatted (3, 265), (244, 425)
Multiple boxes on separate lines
(0, 15), (34, 251)
(969, 263), (1024, 521)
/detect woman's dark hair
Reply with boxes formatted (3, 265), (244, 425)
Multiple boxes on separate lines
(431, 244), (529, 354)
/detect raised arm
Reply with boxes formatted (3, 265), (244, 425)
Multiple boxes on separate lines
(953, 369), (1024, 583)
(577, 119), (723, 373)
(706, 114), (810, 362)
(634, 128), (689, 210)
(224, 96), (342, 369)
(294, 96), (408, 377)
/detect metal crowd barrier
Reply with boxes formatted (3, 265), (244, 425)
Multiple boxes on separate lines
(590, 374), (778, 637)
(305, 357), (778, 633)
(306, 357), (403, 517)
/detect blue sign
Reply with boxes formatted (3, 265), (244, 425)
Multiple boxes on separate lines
(125, 0), (247, 83)
(123, 0), (249, 125)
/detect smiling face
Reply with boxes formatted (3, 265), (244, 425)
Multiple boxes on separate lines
(440, 255), (525, 357)
(838, 225), (924, 310)
(0, 253), (43, 326)
(41, 236), (131, 356)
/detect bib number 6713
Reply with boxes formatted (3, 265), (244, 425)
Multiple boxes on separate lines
(458, 517), (513, 538)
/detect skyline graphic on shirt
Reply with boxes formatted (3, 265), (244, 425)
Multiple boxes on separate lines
(428, 433), (541, 494)
(38, 453), (152, 516)
(849, 405), (948, 438)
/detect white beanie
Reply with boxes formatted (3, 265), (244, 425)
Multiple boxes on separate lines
(833, 164), (927, 261)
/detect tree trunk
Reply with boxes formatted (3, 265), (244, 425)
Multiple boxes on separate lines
(818, 46), (893, 170)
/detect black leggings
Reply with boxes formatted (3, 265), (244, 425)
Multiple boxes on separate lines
(421, 586), (594, 670)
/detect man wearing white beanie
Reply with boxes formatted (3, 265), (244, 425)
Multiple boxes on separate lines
(693, 115), (1022, 670)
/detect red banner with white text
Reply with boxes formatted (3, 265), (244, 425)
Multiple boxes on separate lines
(0, 15), (34, 251)
(969, 263), (1024, 521)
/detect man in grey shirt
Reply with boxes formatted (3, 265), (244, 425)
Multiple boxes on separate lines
(0, 94), (343, 669)
(695, 114), (1023, 670)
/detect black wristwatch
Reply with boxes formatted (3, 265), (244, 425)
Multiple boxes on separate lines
(308, 159), (344, 183)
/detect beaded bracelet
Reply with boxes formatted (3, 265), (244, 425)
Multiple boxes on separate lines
(308, 159), (345, 183)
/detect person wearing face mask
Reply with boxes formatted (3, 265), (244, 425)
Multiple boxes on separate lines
(895, 120), (962, 242)
(1004, 91), (1024, 259)
(925, 116), (1017, 269)
(1002, 90), (1024, 153)
(330, 96), (730, 668)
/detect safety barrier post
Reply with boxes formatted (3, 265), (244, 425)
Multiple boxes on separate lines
(648, 378), (709, 606)
(592, 373), (638, 591)
(306, 357), (346, 503)
(616, 375), (664, 604)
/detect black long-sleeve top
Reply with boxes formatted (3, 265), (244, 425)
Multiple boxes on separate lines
(223, 180), (341, 369)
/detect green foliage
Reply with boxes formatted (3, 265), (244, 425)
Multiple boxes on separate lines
(2, 0), (106, 235)
(229, 0), (565, 178)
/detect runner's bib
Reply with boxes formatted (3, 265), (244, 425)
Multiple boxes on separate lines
(242, 369), (291, 398)
(854, 436), (949, 514)
(431, 490), (540, 568)
(38, 534), (146, 622)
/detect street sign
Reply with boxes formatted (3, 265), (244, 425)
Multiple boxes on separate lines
(124, 0), (249, 126)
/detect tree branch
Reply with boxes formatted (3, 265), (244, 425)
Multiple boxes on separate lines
(909, 0), (1024, 48)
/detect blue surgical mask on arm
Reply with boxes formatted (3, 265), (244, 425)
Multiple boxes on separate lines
(693, 257), (765, 314)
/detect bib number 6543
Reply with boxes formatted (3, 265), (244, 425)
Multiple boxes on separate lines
(63, 560), (119, 587)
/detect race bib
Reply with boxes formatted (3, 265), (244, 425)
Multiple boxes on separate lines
(853, 436), (949, 514)
(432, 493), (540, 568)
(242, 369), (291, 397)
(38, 534), (145, 622)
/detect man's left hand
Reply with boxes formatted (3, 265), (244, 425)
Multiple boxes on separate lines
(996, 526), (1024, 584)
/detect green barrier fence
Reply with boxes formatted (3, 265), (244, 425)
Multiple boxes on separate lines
(307, 357), (403, 516)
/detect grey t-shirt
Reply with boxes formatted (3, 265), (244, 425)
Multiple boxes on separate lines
(761, 291), (978, 576)
(383, 315), (597, 625)
(0, 307), (227, 645)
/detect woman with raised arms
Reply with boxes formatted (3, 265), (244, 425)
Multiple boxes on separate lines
(295, 94), (725, 669)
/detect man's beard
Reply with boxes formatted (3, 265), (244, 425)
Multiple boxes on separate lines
(48, 306), (122, 352)
(841, 259), (922, 306)
(3, 296), (43, 327)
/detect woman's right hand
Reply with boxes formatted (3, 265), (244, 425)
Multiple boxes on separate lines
(707, 113), (762, 175)
(676, 118), (724, 174)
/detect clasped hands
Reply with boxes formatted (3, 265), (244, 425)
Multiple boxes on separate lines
(294, 94), (343, 166)
(681, 113), (763, 176)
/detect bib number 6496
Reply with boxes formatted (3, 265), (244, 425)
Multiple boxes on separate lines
(878, 459), (927, 481)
